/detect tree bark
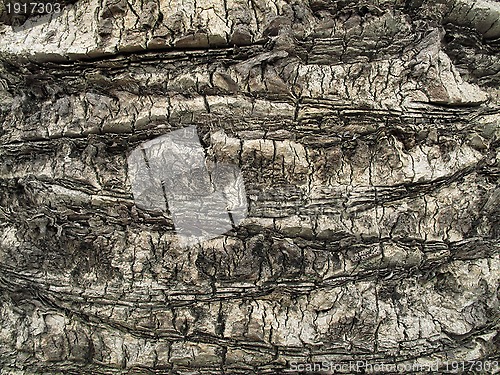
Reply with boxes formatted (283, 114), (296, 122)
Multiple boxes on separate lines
(0, 0), (499, 373)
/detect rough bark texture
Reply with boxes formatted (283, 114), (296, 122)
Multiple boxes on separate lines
(0, 0), (499, 373)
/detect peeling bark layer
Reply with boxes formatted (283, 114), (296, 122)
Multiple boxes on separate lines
(0, 0), (499, 374)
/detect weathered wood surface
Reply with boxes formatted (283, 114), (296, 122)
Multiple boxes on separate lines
(0, 0), (499, 373)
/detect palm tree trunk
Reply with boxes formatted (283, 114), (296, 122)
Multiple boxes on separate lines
(0, 0), (499, 373)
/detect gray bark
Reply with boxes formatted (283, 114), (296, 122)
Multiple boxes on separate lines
(0, 0), (499, 373)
